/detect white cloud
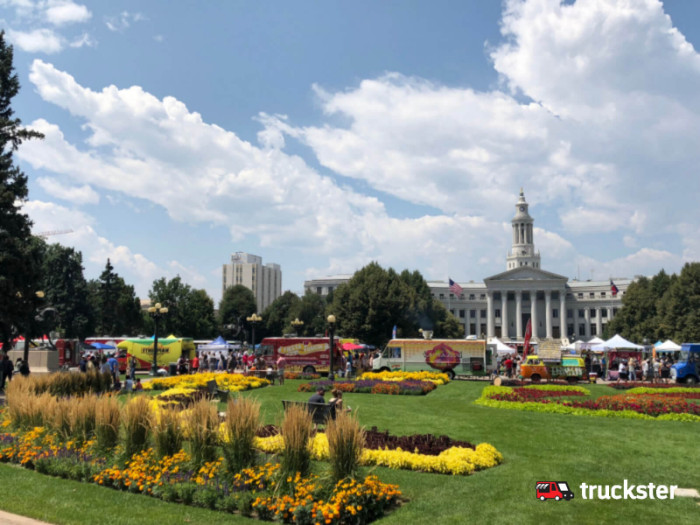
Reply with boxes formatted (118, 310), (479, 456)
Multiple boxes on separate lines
(8, 28), (62, 53)
(16, 0), (700, 291)
(68, 32), (95, 48)
(45, 0), (91, 26)
(22, 200), (208, 298)
(105, 11), (144, 32)
(36, 176), (99, 204)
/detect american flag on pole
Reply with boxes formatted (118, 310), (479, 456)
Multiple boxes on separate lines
(523, 318), (532, 359)
(448, 278), (463, 296)
(610, 279), (619, 297)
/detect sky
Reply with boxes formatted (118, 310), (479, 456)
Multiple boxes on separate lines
(3, 0), (700, 305)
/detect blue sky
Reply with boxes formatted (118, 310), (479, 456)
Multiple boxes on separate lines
(3, 0), (700, 304)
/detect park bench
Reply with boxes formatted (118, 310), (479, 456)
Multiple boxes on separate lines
(207, 379), (229, 403)
(282, 400), (336, 426)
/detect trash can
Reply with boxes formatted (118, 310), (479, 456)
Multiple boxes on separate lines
(168, 362), (177, 376)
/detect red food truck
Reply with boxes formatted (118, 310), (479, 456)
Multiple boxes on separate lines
(257, 337), (344, 375)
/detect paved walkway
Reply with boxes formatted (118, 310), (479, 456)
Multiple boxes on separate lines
(0, 510), (53, 525)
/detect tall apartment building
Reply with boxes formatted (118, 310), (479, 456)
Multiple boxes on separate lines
(222, 252), (282, 312)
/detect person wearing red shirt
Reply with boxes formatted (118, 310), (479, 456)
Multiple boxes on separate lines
(505, 357), (514, 378)
(191, 354), (199, 374)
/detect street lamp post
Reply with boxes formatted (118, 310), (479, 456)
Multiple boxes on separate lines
(327, 314), (336, 381)
(291, 318), (304, 336)
(148, 302), (169, 376)
(246, 313), (262, 349)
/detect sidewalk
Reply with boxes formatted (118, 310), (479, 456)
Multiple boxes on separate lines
(0, 510), (53, 525)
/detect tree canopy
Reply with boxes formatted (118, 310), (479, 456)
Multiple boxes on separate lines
(219, 285), (257, 341)
(87, 259), (142, 336)
(147, 276), (217, 339)
(0, 31), (44, 349)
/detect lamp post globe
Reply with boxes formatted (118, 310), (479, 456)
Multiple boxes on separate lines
(246, 313), (262, 350)
(327, 314), (336, 381)
(291, 317), (304, 337)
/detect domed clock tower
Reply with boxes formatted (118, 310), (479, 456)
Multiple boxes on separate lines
(506, 188), (541, 270)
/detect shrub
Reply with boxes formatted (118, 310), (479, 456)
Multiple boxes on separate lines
(184, 399), (219, 469)
(70, 395), (97, 444)
(122, 396), (152, 460)
(326, 411), (365, 483)
(222, 397), (260, 474)
(280, 402), (313, 479)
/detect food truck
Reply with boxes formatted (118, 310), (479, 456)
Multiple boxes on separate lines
(520, 355), (587, 383)
(671, 343), (700, 384)
(116, 337), (196, 371)
(257, 337), (344, 375)
(372, 335), (494, 380)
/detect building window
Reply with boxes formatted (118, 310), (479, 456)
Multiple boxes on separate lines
(578, 309), (585, 318)
(316, 287), (322, 294)
(589, 292), (595, 298)
(469, 294), (475, 300)
(612, 308), (619, 316)
(328, 286), (334, 293)
(567, 323), (574, 336)
(480, 309), (486, 318)
(579, 324), (586, 336)
(552, 309), (559, 319)
(577, 293), (583, 299)
(459, 310), (465, 318)
(601, 292), (606, 298)
(602, 309), (608, 318)
(591, 325), (597, 335)
(495, 309), (501, 319)
(439, 294), (445, 299)
(567, 309), (573, 319)
(480, 294), (486, 300)
(590, 308), (597, 318)
(470, 311), (476, 318)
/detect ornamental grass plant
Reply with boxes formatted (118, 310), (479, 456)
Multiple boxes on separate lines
(49, 397), (71, 440)
(184, 398), (219, 469)
(94, 396), (120, 452)
(325, 411), (365, 483)
(69, 395), (97, 445)
(280, 402), (313, 479)
(122, 395), (152, 460)
(151, 405), (184, 458)
(222, 397), (260, 474)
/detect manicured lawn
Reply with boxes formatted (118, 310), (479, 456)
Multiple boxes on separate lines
(1, 379), (698, 524)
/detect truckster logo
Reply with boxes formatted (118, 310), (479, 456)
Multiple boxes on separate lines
(536, 481), (574, 501)
(424, 343), (461, 370)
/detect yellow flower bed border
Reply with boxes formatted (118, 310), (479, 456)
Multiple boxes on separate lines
(359, 370), (450, 385)
(254, 433), (503, 476)
(143, 372), (270, 392)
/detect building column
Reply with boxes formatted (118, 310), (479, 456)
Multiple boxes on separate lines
(516, 291), (522, 339)
(530, 290), (538, 339)
(584, 307), (591, 339)
(501, 292), (508, 340)
(465, 309), (470, 336)
(486, 292), (494, 338)
(545, 291), (552, 339)
(596, 307), (602, 336)
(560, 291), (566, 340)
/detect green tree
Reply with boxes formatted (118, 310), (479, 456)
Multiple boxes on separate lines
(0, 31), (44, 349)
(147, 276), (216, 338)
(262, 291), (301, 337)
(219, 285), (257, 340)
(329, 262), (414, 347)
(40, 243), (93, 339)
(657, 263), (700, 342)
(293, 290), (327, 336)
(88, 259), (142, 336)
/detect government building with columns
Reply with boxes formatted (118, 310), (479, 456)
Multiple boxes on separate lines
(304, 189), (631, 342)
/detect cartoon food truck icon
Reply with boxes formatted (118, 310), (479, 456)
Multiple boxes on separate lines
(536, 481), (575, 501)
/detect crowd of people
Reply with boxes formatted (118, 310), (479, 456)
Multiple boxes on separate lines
(611, 355), (675, 383)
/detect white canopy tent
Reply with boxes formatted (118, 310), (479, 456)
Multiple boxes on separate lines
(489, 337), (517, 356)
(592, 334), (643, 352)
(656, 339), (681, 352)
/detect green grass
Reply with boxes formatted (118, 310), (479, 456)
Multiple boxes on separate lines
(1, 379), (699, 524)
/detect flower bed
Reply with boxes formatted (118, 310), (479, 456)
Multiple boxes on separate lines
(143, 372), (269, 392)
(476, 385), (700, 422)
(608, 382), (700, 390)
(283, 372), (321, 380)
(253, 431), (503, 476)
(0, 425), (402, 524)
(298, 379), (436, 395)
(359, 371), (450, 385)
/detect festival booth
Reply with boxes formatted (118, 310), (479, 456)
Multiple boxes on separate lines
(489, 337), (517, 356)
(592, 334), (643, 380)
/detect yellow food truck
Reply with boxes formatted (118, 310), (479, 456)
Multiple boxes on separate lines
(372, 338), (495, 380)
(520, 355), (588, 383)
(117, 337), (196, 371)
